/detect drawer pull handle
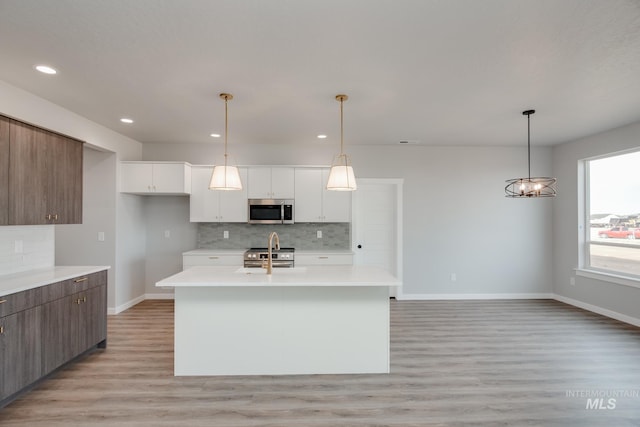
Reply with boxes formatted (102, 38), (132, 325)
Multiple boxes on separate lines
(0, 299), (6, 304)
(0, 325), (3, 334)
(74, 277), (88, 283)
(208, 256), (219, 260)
(318, 256), (329, 259)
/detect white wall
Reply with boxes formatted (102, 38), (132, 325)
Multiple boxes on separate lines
(55, 149), (117, 307)
(1, 79), (145, 313)
(552, 120), (640, 321)
(144, 196), (197, 296)
(144, 142), (554, 297)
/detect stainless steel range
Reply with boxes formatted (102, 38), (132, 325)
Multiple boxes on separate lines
(243, 247), (295, 268)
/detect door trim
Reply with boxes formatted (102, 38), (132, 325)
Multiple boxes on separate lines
(351, 178), (403, 296)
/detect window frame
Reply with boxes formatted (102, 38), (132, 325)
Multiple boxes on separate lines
(577, 148), (640, 289)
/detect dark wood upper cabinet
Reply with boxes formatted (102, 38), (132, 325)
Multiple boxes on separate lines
(2, 116), (83, 225)
(0, 116), (9, 225)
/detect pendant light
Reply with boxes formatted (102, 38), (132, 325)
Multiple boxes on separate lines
(326, 94), (357, 191)
(505, 110), (556, 198)
(209, 93), (242, 191)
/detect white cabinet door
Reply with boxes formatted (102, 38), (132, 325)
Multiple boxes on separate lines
(121, 162), (191, 194)
(321, 168), (351, 222)
(247, 168), (272, 198)
(247, 167), (294, 199)
(153, 163), (191, 194)
(190, 166), (247, 222)
(271, 167), (295, 198)
(294, 168), (323, 222)
(190, 166), (220, 222)
(294, 168), (351, 222)
(218, 168), (248, 222)
(121, 162), (153, 193)
(295, 253), (354, 266)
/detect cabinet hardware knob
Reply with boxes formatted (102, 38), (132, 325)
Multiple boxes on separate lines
(0, 299), (6, 304)
(74, 277), (88, 283)
(357, 244), (362, 249)
(208, 257), (219, 260)
(0, 325), (4, 334)
(53, 214), (59, 221)
(75, 299), (81, 304)
(82, 296), (87, 303)
(46, 214), (51, 220)
(319, 256), (329, 259)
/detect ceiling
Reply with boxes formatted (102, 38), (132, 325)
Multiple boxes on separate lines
(1, 0), (640, 147)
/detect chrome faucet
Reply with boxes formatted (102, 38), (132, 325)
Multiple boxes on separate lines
(264, 231), (280, 275)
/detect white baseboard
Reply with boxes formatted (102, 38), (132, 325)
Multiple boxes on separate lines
(552, 293), (640, 327)
(397, 292), (554, 300)
(108, 294), (145, 315)
(107, 293), (175, 314)
(144, 293), (175, 300)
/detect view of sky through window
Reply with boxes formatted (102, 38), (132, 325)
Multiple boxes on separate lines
(589, 151), (640, 216)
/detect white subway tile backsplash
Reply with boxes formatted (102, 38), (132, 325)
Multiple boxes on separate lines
(0, 225), (55, 276)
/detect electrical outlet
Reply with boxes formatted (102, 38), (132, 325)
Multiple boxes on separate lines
(223, 230), (229, 239)
(14, 240), (23, 253)
(98, 232), (105, 242)
(450, 273), (457, 282)
(570, 277), (576, 286)
(164, 230), (171, 238)
(317, 230), (322, 239)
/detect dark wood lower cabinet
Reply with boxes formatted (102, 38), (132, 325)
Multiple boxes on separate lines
(0, 308), (42, 400)
(1, 270), (107, 405)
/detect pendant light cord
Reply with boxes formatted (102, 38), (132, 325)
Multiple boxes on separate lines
(339, 96), (344, 156)
(527, 112), (531, 180)
(223, 95), (229, 168)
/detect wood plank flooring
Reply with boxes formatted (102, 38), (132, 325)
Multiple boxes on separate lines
(1, 299), (639, 426)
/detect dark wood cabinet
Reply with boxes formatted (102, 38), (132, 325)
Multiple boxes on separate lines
(0, 115), (83, 225)
(1, 269), (107, 406)
(0, 307), (42, 401)
(0, 116), (9, 225)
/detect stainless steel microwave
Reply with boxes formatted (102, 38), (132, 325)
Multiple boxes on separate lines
(248, 199), (294, 224)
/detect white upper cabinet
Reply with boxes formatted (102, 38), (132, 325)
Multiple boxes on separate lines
(247, 167), (295, 199)
(189, 166), (247, 222)
(294, 168), (351, 222)
(120, 162), (191, 195)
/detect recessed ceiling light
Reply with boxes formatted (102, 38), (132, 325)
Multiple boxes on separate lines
(35, 65), (57, 75)
(120, 118), (134, 124)
(317, 134), (327, 139)
(210, 133), (221, 138)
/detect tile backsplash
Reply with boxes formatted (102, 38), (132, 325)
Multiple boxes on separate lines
(198, 223), (350, 250)
(0, 225), (55, 276)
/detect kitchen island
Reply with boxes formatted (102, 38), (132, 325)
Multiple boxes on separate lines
(156, 265), (399, 376)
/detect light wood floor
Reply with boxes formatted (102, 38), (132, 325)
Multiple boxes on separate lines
(1, 299), (639, 426)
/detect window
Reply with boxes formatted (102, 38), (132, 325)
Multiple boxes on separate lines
(585, 150), (640, 279)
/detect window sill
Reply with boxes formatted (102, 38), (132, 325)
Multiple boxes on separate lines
(575, 268), (640, 289)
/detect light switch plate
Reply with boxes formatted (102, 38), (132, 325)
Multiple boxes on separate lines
(223, 230), (229, 239)
(317, 230), (322, 239)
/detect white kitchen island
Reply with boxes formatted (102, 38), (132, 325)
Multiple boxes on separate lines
(156, 265), (399, 376)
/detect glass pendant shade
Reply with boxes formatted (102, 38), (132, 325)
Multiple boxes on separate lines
(209, 165), (242, 190)
(209, 93), (242, 191)
(327, 154), (357, 191)
(505, 109), (556, 198)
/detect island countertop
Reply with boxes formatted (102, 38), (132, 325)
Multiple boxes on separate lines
(156, 265), (399, 288)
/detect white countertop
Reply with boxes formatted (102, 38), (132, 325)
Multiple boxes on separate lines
(0, 266), (111, 295)
(183, 249), (354, 256)
(156, 265), (398, 288)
